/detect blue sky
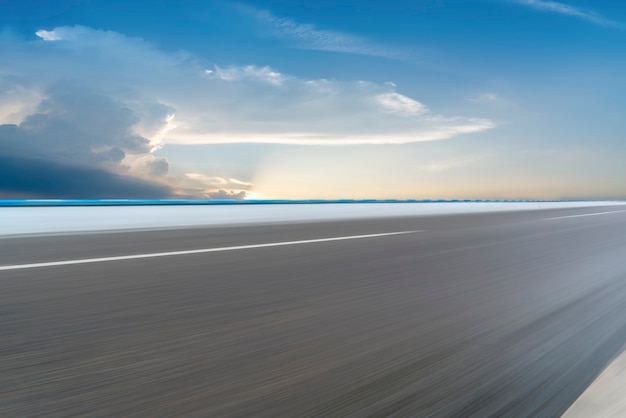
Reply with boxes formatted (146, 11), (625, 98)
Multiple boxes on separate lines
(1, 0), (626, 199)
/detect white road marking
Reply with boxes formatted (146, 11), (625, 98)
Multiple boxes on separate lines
(0, 230), (421, 271)
(543, 210), (626, 221)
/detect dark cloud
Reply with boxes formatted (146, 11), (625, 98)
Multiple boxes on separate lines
(0, 154), (173, 199)
(0, 82), (177, 198)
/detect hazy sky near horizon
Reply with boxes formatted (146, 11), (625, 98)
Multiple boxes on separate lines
(1, 0), (626, 199)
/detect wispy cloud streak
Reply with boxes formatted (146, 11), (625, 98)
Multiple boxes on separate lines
(240, 5), (401, 58)
(516, 0), (619, 27)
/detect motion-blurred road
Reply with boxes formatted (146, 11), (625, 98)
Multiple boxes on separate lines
(2, 206), (626, 416)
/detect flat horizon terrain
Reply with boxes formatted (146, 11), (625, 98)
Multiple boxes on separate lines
(2, 200), (625, 237)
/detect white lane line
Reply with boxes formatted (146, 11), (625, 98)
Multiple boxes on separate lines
(543, 210), (626, 221)
(0, 230), (422, 271)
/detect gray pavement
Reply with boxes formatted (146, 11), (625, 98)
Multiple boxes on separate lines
(2, 206), (626, 416)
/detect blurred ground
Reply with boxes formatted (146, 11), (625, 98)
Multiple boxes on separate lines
(2, 207), (626, 416)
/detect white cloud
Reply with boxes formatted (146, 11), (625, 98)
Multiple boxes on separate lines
(214, 65), (286, 85)
(186, 67), (494, 145)
(0, 84), (44, 125)
(2, 26), (494, 149)
(34, 29), (62, 41)
(377, 93), (427, 116)
(239, 5), (401, 58)
(228, 178), (254, 187)
(185, 173), (228, 185)
(184, 173), (253, 189)
(515, 0), (619, 27)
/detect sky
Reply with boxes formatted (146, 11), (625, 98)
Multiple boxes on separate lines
(1, 0), (626, 200)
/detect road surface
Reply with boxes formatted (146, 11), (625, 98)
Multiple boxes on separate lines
(2, 205), (626, 416)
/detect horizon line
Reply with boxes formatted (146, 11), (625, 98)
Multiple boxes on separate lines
(0, 199), (622, 207)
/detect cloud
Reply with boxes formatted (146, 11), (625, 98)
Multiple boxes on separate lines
(184, 174), (253, 190)
(0, 82), (170, 170)
(0, 80), (43, 125)
(0, 82), (176, 198)
(0, 25), (494, 197)
(206, 189), (247, 200)
(0, 154), (173, 199)
(181, 70), (494, 144)
(181, 173), (252, 199)
(515, 0), (619, 27)
(239, 5), (400, 58)
(0, 26), (494, 146)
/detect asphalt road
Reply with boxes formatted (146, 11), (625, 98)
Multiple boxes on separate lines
(2, 205), (626, 416)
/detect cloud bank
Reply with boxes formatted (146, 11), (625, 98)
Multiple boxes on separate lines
(3, 25), (492, 146)
(0, 154), (173, 199)
(0, 25), (494, 198)
(0, 81), (175, 198)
